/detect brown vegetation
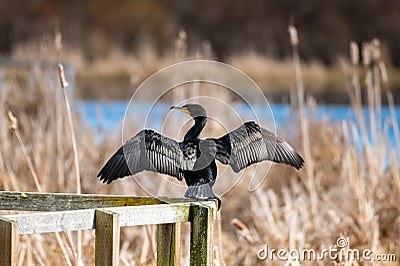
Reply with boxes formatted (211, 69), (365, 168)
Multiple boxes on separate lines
(2, 1), (400, 66)
(0, 29), (399, 265)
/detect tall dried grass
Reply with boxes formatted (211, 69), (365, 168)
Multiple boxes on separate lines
(223, 29), (399, 265)
(0, 28), (399, 265)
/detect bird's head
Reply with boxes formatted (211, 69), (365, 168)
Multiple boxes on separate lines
(170, 104), (207, 118)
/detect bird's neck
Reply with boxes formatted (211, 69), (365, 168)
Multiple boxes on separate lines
(184, 116), (207, 141)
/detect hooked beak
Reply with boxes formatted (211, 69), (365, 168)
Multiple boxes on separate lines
(170, 106), (190, 115)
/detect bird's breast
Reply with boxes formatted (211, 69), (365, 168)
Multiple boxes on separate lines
(180, 141), (198, 171)
(181, 141), (198, 159)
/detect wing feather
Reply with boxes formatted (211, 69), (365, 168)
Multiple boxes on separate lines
(213, 121), (304, 172)
(98, 129), (184, 184)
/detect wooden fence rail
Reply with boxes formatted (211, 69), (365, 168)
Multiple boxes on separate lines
(0, 191), (217, 266)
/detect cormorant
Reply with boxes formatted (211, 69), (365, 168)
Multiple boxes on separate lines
(98, 104), (304, 207)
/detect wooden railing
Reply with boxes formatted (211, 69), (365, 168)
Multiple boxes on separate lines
(0, 191), (217, 265)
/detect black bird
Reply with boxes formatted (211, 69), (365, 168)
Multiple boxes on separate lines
(98, 104), (304, 207)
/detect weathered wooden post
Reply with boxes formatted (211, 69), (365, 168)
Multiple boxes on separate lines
(95, 209), (120, 266)
(0, 217), (19, 266)
(189, 204), (214, 266)
(157, 223), (177, 265)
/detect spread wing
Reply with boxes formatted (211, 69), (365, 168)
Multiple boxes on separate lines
(98, 129), (184, 184)
(212, 121), (304, 172)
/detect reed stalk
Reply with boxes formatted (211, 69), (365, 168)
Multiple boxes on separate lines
(8, 110), (74, 265)
(288, 25), (317, 214)
(58, 63), (83, 265)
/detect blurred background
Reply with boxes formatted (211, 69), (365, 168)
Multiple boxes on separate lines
(0, 1), (399, 265)
(1, 0), (400, 101)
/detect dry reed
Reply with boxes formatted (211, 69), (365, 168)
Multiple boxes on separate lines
(224, 30), (399, 265)
(0, 27), (398, 265)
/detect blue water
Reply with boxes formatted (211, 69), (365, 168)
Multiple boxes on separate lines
(74, 101), (400, 151)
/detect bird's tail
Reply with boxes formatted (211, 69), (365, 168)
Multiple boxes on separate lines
(184, 183), (216, 199)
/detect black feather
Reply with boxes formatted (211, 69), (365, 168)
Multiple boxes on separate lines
(98, 104), (304, 204)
